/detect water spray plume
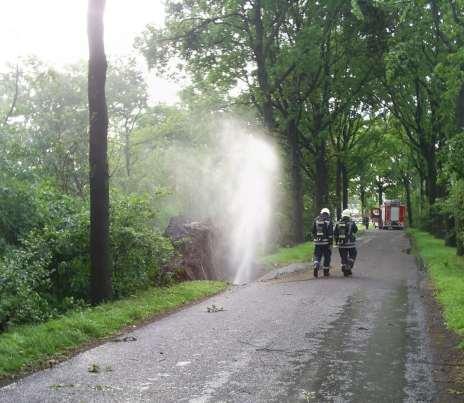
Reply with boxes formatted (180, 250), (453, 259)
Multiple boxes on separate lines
(213, 121), (280, 284)
(169, 119), (280, 284)
(224, 132), (279, 284)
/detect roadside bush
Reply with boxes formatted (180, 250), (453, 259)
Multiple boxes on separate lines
(426, 180), (464, 255)
(0, 188), (89, 329)
(0, 188), (175, 330)
(0, 178), (41, 255)
(110, 193), (175, 296)
(449, 180), (464, 256)
(0, 246), (53, 330)
(416, 202), (455, 245)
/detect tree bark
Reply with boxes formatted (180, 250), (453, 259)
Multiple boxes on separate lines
(341, 162), (349, 210)
(420, 176), (425, 204)
(424, 146), (437, 206)
(314, 140), (329, 216)
(335, 159), (342, 220)
(252, 0), (274, 130)
(88, 0), (112, 303)
(288, 120), (304, 243)
(377, 180), (383, 206)
(360, 181), (366, 217)
(403, 175), (413, 226)
(456, 82), (464, 131)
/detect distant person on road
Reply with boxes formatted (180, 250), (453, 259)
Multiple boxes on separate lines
(334, 209), (358, 277)
(312, 207), (334, 278)
(362, 216), (369, 230)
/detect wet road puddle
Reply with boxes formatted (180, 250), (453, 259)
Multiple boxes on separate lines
(281, 287), (415, 402)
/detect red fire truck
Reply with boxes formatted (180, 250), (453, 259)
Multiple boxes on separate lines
(379, 200), (406, 229)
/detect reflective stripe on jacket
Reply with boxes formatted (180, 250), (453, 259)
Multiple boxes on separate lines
(312, 214), (333, 246)
(334, 218), (358, 248)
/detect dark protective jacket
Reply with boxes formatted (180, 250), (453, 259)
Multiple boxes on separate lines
(334, 217), (358, 248)
(312, 213), (334, 246)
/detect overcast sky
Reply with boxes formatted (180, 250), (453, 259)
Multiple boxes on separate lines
(0, 0), (180, 103)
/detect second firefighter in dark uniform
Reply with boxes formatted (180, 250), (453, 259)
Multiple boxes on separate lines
(334, 209), (358, 276)
(312, 207), (334, 277)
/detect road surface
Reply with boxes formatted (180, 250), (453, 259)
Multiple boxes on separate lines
(0, 230), (455, 402)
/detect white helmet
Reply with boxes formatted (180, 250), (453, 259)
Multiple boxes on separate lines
(320, 208), (330, 215)
(342, 209), (351, 218)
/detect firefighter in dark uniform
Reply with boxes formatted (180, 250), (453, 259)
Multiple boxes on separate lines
(312, 207), (334, 278)
(334, 209), (358, 276)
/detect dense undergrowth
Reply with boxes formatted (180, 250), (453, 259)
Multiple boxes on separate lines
(0, 177), (175, 331)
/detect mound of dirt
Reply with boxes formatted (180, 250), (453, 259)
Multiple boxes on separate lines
(165, 216), (228, 281)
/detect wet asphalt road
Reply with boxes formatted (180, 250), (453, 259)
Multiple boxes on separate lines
(1, 230), (438, 402)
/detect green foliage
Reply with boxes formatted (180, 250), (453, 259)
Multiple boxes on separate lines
(0, 185), (88, 329)
(0, 183), (175, 330)
(0, 246), (53, 329)
(110, 192), (175, 296)
(448, 179), (464, 255)
(0, 178), (41, 253)
(0, 281), (227, 379)
(417, 202), (451, 240)
(449, 133), (464, 179)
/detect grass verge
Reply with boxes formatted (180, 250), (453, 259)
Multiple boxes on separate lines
(408, 228), (464, 344)
(0, 281), (227, 380)
(260, 242), (314, 267)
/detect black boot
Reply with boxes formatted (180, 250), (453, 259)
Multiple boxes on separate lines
(341, 264), (349, 277)
(323, 267), (330, 277)
(313, 262), (319, 278)
(347, 259), (354, 276)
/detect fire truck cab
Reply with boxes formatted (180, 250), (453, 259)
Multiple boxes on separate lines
(379, 200), (406, 230)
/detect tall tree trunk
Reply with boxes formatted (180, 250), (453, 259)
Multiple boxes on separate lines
(377, 180), (383, 206)
(425, 148), (437, 206)
(88, 0), (112, 303)
(341, 162), (349, 209)
(335, 159), (342, 220)
(288, 120), (304, 243)
(403, 175), (413, 226)
(360, 181), (366, 217)
(314, 140), (329, 216)
(253, 0), (274, 130)
(420, 176), (425, 205)
(456, 82), (464, 131)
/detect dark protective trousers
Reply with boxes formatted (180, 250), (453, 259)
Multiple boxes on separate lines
(339, 247), (357, 267)
(314, 245), (332, 268)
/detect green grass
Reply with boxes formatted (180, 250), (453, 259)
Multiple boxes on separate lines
(0, 281), (227, 379)
(260, 241), (314, 266)
(408, 228), (464, 345)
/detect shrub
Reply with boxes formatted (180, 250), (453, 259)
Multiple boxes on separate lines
(0, 187), (175, 330)
(0, 243), (53, 330)
(0, 179), (42, 254)
(110, 192), (175, 296)
(449, 180), (464, 256)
